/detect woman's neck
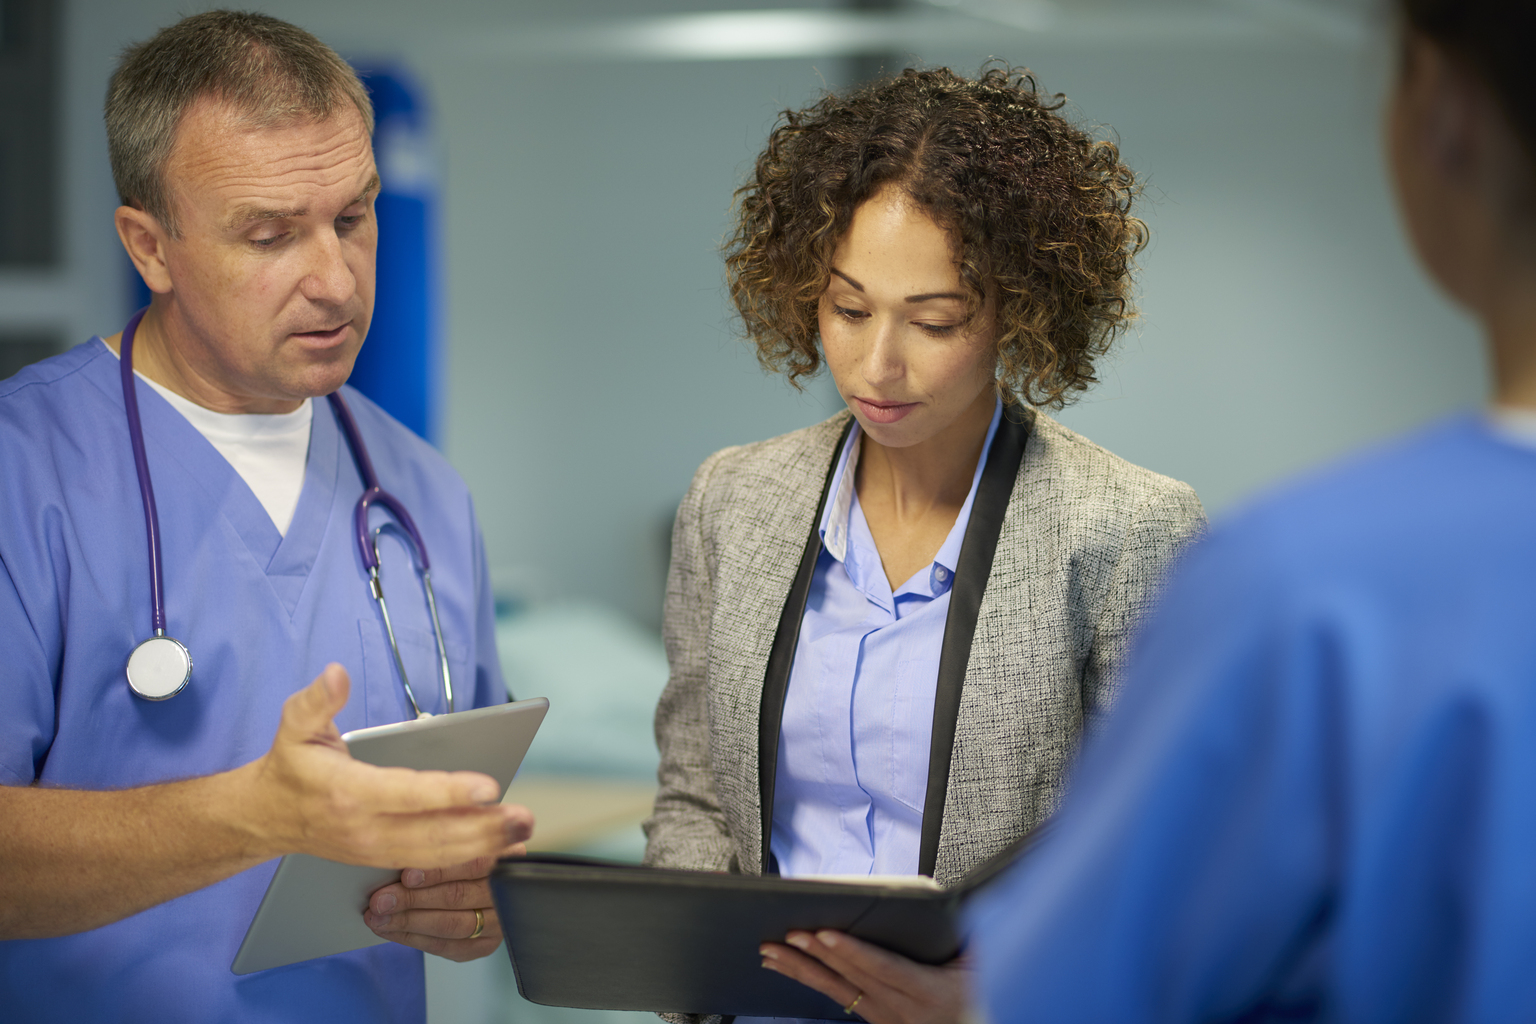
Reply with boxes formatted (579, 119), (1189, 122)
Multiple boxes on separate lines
(855, 389), (996, 524)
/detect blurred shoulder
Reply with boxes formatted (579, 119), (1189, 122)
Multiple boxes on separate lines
(1200, 413), (1525, 577)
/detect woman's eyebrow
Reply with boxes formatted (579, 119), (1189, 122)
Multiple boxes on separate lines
(830, 268), (864, 291)
(831, 268), (965, 303)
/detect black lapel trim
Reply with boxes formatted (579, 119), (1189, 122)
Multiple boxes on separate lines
(917, 407), (1032, 876)
(758, 419), (856, 874)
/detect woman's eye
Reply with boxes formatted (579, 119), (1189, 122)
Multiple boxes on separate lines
(833, 305), (869, 322)
(917, 322), (960, 337)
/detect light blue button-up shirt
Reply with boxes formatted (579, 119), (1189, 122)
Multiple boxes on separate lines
(770, 398), (1003, 879)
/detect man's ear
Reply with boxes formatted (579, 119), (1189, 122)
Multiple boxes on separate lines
(115, 205), (173, 295)
(1408, 37), (1482, 182)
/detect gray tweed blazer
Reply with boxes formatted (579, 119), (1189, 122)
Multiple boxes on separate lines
(643, 408), (1205, 887)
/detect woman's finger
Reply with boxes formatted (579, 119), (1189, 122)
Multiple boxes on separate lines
(760, 941), (864, 1011)
(798, 930), (932, 997)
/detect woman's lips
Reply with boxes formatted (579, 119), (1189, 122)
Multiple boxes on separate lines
(853, 396), (918, 424)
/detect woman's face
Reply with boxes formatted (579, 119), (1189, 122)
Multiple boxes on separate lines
(820, 187), (998, 450)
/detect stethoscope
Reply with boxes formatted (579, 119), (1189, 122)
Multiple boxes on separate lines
(118, 308), (455, 719)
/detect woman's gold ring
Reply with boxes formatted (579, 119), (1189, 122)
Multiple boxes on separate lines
(469, 908), (485, 940)
(842, 992), (864, 1016)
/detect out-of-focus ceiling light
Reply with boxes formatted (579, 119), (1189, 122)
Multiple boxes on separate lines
(454, 3), (1371, 62)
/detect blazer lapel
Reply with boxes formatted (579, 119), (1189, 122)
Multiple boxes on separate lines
(918, 408), (1032, 875)
(756, 420), (854, 872)
(705, 413), (852, 875)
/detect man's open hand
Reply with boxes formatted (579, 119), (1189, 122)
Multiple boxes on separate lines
(241, 665), (534, 869)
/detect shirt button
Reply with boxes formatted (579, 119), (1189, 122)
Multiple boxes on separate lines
(934, 566), (948, 582)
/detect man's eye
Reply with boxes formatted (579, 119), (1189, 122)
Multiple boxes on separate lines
(337, 215), (364, 229)
(251, 233), (285, 249)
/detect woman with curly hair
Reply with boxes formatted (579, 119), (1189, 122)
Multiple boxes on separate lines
(642, 66), (1206, 1024)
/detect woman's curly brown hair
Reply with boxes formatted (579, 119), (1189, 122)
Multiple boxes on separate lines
(725, 64), (1147, 409)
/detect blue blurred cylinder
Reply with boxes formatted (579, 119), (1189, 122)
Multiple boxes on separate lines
(352, 65), (440, 443)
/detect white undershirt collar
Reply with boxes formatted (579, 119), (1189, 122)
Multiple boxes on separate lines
(102, 339), (312, 535)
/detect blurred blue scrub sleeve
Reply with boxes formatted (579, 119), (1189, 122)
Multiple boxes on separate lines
(0, 339), (506, 1023)
(966, 414), (1536, 1023)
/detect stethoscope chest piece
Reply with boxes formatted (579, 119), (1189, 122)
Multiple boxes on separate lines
(127, 634), (193, 701)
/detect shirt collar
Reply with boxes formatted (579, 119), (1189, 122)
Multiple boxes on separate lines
(819, 397), (1005, 584)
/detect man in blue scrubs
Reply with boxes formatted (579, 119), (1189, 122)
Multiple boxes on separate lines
(967, 1), (1536, 1020)
(0, 12), (529, 1021)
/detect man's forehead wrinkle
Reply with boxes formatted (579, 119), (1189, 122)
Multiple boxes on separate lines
(187, 134), (371, 182)
(180, 141), (376, 229)
(169, 101), (372, 189)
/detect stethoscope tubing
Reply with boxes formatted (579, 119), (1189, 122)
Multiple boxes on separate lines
(120, 309), (169, 636)
(326, 392), (432, 573)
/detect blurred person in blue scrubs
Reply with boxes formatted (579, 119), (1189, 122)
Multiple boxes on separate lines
(0, 12), (530, 1022)
(644, 67), (1205, 1024)
(966, 1), (1536, 1020)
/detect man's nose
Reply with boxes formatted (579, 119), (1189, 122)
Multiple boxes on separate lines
(298, 230), (358, 306)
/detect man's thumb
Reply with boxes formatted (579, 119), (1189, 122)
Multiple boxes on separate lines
(283, 663), (350, 732)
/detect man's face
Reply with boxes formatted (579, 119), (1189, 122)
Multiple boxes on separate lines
(157, 97), (378, 404)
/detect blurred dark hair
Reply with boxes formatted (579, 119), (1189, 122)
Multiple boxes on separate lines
(725, 64), (1145, 410)
(1400, 0), (1536, 152)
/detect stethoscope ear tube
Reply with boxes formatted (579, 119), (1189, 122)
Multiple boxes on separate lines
(120, 308), (195, 700)
(121, 309), (169, 636)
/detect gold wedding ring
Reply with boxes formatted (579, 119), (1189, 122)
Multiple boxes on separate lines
(469, 908), (485, 940)
(843, 992), (864, 1016)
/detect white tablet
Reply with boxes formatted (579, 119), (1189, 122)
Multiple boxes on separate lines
(232, 696), (549, 974)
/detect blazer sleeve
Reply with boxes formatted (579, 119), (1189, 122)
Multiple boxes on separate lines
(1083, 482), (1207, 725)
(643, 448), (740, 873)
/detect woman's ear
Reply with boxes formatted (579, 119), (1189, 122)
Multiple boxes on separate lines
(115, 205), (174, 295)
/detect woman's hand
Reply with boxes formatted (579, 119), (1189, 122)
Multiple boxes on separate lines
(760, 929), (968, 1024)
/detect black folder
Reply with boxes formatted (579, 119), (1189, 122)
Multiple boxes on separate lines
(490, 835), (1034, 1020)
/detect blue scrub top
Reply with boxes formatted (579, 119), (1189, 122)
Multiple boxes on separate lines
(0, 339), (506, 1023)
(967, 414), (1536, 1022)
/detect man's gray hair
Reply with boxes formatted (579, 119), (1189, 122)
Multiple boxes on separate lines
(106, 10), (375, 238)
